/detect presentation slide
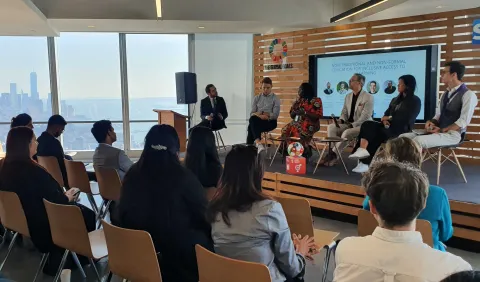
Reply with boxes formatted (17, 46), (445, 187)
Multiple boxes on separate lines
(316, 49), (426, 120)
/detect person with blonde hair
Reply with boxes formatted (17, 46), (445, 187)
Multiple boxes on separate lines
(364, 137), (453, 251)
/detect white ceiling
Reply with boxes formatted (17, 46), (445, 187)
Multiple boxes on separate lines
(0, 0), (478, 36)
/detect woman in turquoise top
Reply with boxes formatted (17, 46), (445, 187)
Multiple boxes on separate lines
(362, 137), (453, 251)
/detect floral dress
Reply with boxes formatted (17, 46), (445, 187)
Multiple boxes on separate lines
(281, 97), (323, 148)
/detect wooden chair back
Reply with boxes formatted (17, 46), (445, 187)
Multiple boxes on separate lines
(358, 209), (434, 248)
(0, 191), (30, 237)
(38, 156), (64, 187)
(274, 196), (314, 237)
(43, 200), (92, 257)
(65, 160), (92, 194)
(102, 220), (162, 282)
(196, 245), (271, 282)
(95, 167), (122, 201)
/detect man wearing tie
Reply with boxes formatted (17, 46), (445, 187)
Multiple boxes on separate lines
(198, 84), (228, 131)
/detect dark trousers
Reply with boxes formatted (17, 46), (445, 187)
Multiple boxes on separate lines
(353, 121), (390, 165)
(246, 116), (277, 145)
(198, 118), (225, 131)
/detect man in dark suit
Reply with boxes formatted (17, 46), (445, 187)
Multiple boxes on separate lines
(385, 80), (397, 94)
(324, 82), (334, 94)
(198, 84), (228, 131)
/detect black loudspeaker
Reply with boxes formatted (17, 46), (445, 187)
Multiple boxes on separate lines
(175, 72), (197, 104)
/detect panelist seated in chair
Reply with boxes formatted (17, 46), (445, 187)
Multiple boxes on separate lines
(247, 77), (281, 153)
(400, 61), (477, 148)
(322, 73), (374, 166)
(281, 82), (323, 158)
(348, 75), (421, 173)
(363, 137), (453, 252)
(198, 84), (228, 131)
(333, 161), (471, 282)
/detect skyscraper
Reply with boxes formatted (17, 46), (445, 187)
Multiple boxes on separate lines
(30, 72), (39, 100)
(9, 83), (18, 109)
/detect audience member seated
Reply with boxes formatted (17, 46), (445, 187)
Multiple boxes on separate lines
(400, 61), (477, 148)
(247, 77), (281, 152)
(348, 75), (421, 173)
(322, 73), (373, 166)
(118, 124), (213, 282)
(91, 120), (133, 180)
(442, 271), (480, 282)
(333, 161), (471, 282)
(37, 115), (70, 187)
(10, 113), (33, 129)
(281, 82), (323, 158)
(198, 84), (229, 131)
(0, 127), (96, 276)
(363, 137), (453, 251)
(208, 145), (317, 282)
(184, 126), (223, 201)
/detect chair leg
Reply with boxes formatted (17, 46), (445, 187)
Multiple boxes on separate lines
(104, 271), (113, 282)
(314, 145), (328, 174)
(87, 194), (99, 215)
(335, 143), (349, 175)
(89, 258), (102, 282)
(53, 250), (70, 282)
(217, 131), (226, 151)
(269, 141), (283, 167)
(98, 200), (112, 229)
(0, 231), (18, 271)
(451, 149), (467, 183)
(214, 131), (221, 150)
(437, 149), (442, 185)
(71, 252), (87, 279)
(33, 253), (50, 282)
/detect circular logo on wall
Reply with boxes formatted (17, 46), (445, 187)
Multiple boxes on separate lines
(269, 39), (288, 63)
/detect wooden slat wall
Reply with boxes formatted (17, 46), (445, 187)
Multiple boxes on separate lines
(254, 8), (480, 163)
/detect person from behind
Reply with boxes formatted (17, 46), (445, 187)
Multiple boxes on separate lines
(198, 84), (229, 131)
(442, 271), (480, 282)
(348, 74), (421, 173)
(281, 82), (323, 158)
(363, 137), (453, 251)
(323, 73), (373, 166)
(247, 77), (281, 152)
(400, 61), (477, 148)
(333, 161), (471, 282)
(184, 126), (223, 201)
(208, 144), (317, 282)
(118, 124), (213, 282)
(37, 114), (70, 187)
(0, 127), (96, 276)
(91, 120), (133, 180)
(11, 113), (33, 129)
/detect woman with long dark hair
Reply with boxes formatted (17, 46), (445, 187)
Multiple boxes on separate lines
(348, 74), (421, 173)
(0, 127), (95, 275)
(281, 82), (323, 157)
(118, 124), (213, 282)
(208, 145), (316, 282)
(10, 113), (33, 129)
(184, 126), (222, 200)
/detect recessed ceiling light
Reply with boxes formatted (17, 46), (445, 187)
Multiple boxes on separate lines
(88, 25), (95, 28)
(198, 26), (205, 29)
(384, 39), (391, 43)
(155, 0), (162, 18)
(436, 5), (443, 8)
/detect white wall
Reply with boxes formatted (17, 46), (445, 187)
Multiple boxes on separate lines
(192, 33), (253, 145)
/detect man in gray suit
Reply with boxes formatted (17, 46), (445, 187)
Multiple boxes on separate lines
(91, 120), (133, 180)
(325, 73), (374, 165)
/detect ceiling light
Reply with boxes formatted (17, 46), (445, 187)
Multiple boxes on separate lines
(198, 26), (205, 29)
(155, 0), (162, 18)
(330, 0), (389, 23)
(384, 39), (391, 43)
(87, 25), (95, 28)
(436, 5), (443, 8)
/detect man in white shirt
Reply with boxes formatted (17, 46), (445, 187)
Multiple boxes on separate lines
(333, 161), (471, 282)
(324, 73), (373, 165)
(400, 61), (477, 148)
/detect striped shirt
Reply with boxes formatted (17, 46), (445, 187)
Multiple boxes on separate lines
(251, 93), (281, 120)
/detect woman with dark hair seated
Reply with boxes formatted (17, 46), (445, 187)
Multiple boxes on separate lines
(348, 74), (421, 173)
(118, 124), (213, 282)
(184, 126), (223, 201)
(208, 145), (317, 282)
(364, 137), (453, 251)
(10, 113), (33, 129)
(281, 82), (323, 157)
(0, 127), (96, 275)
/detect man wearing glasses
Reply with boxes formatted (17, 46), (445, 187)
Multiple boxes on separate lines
(323, 73), (374, 166)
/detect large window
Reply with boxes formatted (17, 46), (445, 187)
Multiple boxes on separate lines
(55, 33), (123, 150)
(126, 34), (189, 149)
(0, 37), (52, 146)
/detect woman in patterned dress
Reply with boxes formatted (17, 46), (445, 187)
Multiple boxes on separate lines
(281, 82), (323, 158)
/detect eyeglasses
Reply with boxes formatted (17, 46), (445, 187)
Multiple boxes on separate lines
(349, 79), (359, 83)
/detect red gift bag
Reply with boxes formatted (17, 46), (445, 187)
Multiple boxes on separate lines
(286, 156), (306, 175)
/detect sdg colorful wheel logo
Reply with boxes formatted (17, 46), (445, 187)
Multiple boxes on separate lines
(473, 19), (480, 45)
(269, 39), (288, 63)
